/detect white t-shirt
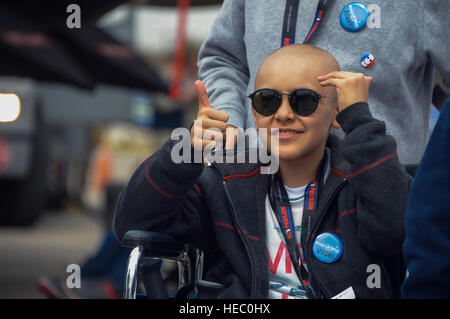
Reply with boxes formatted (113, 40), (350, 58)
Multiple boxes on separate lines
(266, 184), (308, 299)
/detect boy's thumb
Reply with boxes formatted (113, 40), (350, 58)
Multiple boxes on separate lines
(195, 80), (211, 110)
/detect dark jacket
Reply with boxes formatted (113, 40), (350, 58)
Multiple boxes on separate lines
(402, 101), (450, 298)
(113, 102), (411, 299)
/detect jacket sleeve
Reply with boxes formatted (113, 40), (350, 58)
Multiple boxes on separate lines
(402, 103), (450, 298)
(423, 0), (450, 87)
(336, 102), (412, 256)
(197, 0), (249, 129)
(112, 137), (216, 251)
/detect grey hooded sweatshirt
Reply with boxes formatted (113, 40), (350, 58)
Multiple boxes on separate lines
(198, 0), (450, 164)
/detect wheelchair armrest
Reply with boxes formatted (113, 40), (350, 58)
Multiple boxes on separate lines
(122, 230), (186, 258)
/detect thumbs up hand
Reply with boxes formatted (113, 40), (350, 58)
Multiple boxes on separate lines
(191, 80), (230, 151)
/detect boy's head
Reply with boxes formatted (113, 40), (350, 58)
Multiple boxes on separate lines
(251, 44), (341, 162)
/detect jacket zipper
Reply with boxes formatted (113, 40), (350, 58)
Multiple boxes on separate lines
(211, 161), (258, 298)
(307, 178), (348, 299)
(223, 185), (259, 298)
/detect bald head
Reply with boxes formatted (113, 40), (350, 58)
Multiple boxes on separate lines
(255, 44), (340, 90)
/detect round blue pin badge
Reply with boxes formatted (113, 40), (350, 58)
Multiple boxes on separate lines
(312, 232), (343, 263)
(340, 2), (369, 32)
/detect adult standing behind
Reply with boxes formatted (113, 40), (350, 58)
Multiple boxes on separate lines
(198, 0), (450, 164)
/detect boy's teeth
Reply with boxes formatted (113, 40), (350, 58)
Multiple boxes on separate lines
(279, 130), (298, 135)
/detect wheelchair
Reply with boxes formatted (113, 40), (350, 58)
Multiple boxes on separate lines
(121, 164), (419, 299)
(121, 230), (224, 299)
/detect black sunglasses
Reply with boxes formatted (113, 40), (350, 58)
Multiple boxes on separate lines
(248, 88), (335, 117)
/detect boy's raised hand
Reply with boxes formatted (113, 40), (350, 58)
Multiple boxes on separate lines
(191, 80), (230, 151)
(318, 71), (372, 112)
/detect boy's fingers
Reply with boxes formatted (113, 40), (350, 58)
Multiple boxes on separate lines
(203, 127), (226, 139)
(195, 80), (211, 109)
(318, 78), (343, 87)
(201, 108), (230, 123)
(191, 135), (203, 150)
(225, 126), (239, 150)
(200, 118), (229, 132)
(192, 120), (203, 138)
(192, 136), (216, 151)
(320, 73), (372, 85)
(318, 71), (364, 81)
(317, 71), (347, 81)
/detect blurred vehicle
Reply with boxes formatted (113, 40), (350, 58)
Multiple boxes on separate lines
(0, 78), (59, 226)
(0, 2), (169, 226)
(0, 1), (217, 226)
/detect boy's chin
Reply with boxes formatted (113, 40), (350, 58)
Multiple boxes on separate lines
(276, 149), (306, 162)
(275, 144), (320, 162)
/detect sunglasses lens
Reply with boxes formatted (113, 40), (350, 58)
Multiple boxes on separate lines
(252, 89), (280, 116)
(291, 90), (319, 116)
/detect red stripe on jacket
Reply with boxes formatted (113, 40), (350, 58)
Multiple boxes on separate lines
(332, 152), (398, 179)
(223, 168), (261, 182)
(214, 221), (260, 241)
(144, 158), (187, 199)
(339, 208), (356, 220)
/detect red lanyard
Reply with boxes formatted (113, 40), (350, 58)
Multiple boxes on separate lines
(268, 155), (326, 298)
(281, 0), (332, 47)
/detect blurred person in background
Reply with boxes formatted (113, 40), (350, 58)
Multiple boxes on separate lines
(37, 123), (158, 298)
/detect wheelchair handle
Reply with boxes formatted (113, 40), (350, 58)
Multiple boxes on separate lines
(122, 230), (193, 299)
(122, 230), (186, 258)
(124, 246), (143, 299)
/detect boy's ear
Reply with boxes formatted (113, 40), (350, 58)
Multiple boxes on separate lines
(331, 106), (341, 129)
(252, 107), (258, 129)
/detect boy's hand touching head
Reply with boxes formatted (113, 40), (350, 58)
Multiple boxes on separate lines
(318, 71), (372, 114)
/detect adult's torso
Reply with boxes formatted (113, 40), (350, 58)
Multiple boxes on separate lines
(243, 0), (431, 164)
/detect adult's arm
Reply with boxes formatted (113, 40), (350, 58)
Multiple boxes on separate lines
(197, 0), (249, 129)
(424, 0), (450, 87)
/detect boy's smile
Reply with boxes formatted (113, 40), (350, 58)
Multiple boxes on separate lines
(277, 128), (304, 140)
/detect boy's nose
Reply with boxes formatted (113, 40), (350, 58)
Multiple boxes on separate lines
(274, 95), (295, 122)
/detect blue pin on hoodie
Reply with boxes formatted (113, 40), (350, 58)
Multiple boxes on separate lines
(313, 232), (344, 263)
(340, 2), (369, 32)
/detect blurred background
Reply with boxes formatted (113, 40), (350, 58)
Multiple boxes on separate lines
(0, 0), (223, 298)
(0, 0), (446, 299)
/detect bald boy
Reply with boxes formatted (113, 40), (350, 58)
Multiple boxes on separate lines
(114, 44), (411, 299)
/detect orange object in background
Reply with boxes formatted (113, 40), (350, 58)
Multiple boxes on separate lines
(90, 144), (112, 193)
(81, 123), (167, 214)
